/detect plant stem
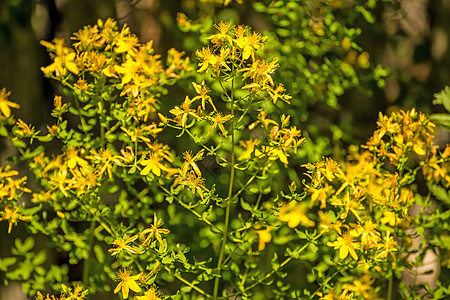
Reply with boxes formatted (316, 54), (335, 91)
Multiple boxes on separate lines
(387, 266), (393, 300)
(213, 74), (236, 300)
(74, 96), (89, 133)
(237, 230), (325, 295)
(82, 216), (97, 292)
(99, 98), (105, 148)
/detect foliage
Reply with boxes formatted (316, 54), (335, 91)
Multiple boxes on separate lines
(0, 2), (449, 300)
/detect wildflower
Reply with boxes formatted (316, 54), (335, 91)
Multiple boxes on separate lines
(206, 22), (234, 46)
(349, 220), (380, 250)
(108, 234), (139, 256)
(379, 210), (398, 226)
(240, 58), (279, 88)
(279, 201), (315, 228)
(266, 83), (292, 104)
(238, 139), (261, 161)
(140, 213), (170, 247)
(377, 231), (398, 259)
(254, 224), (272, 251)
(196, 46), (218, 73)
(60, 284), (89, 300)
(169, 95), (200, 127)
(327, 232), (359, 260)
(307, 184), (332, 209)
(114, 268), (142, 299)
(115, 34), (139, 54)
(181, 149), (204, 177)
(136, 288), (161, 300)
(65, 147), (88, 169)
(205, 112), (233, 137)
(140, 153), (170, 177)
(40, 38), (79, 76)
(233, 25), (267, 61)
(262, 146), (289, 165)
(0, 88), (20, 118)
(86, 148), (123, 179)
(165, 48), (193, 78)
(302, 157), (342, 187)
(0, 205), (31, 234)
(318, 210), (344, 235)
(119, 146), (135, 163)
(342, 273), (377, 299)
(14, 119), (36, 138)
(330, 191), (363, 222)
(192, 81), (216, 111)
(176, 12), (191, 30)
(174, 170), (209, 202)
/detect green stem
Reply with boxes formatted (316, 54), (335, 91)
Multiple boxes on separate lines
(387, 265), (394, 300)
(99, 98), (106, 147)
(235, 230), (325, 296)
(164, 266), (211, 298)
(213, 74), (236, 300)
(82, 216), (97, 290)
(74, 96), (89, 133)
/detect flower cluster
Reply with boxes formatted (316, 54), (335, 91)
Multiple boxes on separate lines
(0, 165), (32, 233)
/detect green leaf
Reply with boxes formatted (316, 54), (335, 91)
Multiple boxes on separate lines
(12, 138), (27, 148)
(0, 257), (17, 271)
(430, 113), (450, 130)
(32, 250), (47, 265)
(36, 134), (53, 142)
(429, 184), (450, 205)
(356, 6), (375, 24)
(240, 198), (252, 211)
(433, 86), (450, 112)
(14, 237), (35, 255)
(0, 124), (8, 136)
(94, 244), (105, 263)
(21, 145), (45, 160)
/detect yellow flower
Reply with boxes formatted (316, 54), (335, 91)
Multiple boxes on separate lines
(238, 139), (261, 161)
(205, 112), (233, 137)
(0, 205), (31, 234)
(206, 21), (234, 46)
(233, 25), (267, 61)
(342, 273), (378, 299)
(254, 224), (272, 251)
(379, 210), (398, 226)
(349, 220), (380, 250)
(327, 232), (359, 260)
(377, 231), (398, 259)
(318, 210), (344, 235)
(140, 213), (170, 247)
(140, 153), (169, 177)
(196, 46), (218, 73)
(108, 234), (139, 256)
(169, 95), (200, 127)
(86, 148), (123, 179)
(14, 119), (36, 138)
(266, 83), (291, 104)
(115, 34), (139, 54)
(135, 288), (161, 300)
(114, 268), (142, 299)
(181, 149), (204, 177)
(65, 147), (88, 169)
(0, 88), (20, 118)
(40, 38), (79, 76)
(192, 81), (215, 111)
(279, 201), (315, 228)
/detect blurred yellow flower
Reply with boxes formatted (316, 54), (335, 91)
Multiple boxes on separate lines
(279, 201), (315, 228)
(0, 88), (20, 118)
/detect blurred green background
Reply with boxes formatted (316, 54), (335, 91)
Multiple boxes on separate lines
(1, 0), (450, 299)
